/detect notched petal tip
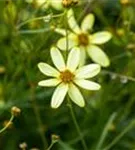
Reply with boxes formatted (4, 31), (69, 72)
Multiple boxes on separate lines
(79, 102), (85, 107)
(67, 8), (74, 17)
(98, 84), (101, 90)
(74, 79), (101, 91)
(38, 81), (42, 86)
(51, 104), (59, 109)
(95, 64), (101, 74)
(91, 31), (112, 44)
(67, 8), (81, 34)
(38, 79), (61, 87)
(68, 83), (85, 107)
(54, 28), (67, 36)
(50, 46), (66, 71)
(75, 63), (101, 79)
(37, 62), (45, 68)
(51, 46), (58, 51)
(38, 62), (48, 73)
(106, 31), (112, 38)
(50, 46), (59, 55)
(87, 45), (110, 67)
(93, 83), (101, 90)
(37, 62), (60, 77)
(81, 13), (95, 32)
(103, 60), (110, 67)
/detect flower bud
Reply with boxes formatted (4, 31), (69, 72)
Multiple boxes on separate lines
(19, 142), (27, 150)
(11, 106), (21, 116)
(62, 0), (79, 8)
(51, 134), (60, 143)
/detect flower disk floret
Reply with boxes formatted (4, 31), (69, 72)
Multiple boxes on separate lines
(38, 47), (101, 109)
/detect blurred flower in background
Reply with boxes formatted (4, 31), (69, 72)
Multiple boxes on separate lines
(25, 0), (63, 10)
(55, 9), (112, 67)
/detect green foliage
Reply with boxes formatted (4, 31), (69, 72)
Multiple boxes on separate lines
(1, 0), (135, 150)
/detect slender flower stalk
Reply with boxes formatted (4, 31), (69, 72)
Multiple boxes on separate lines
(0, 115), (14, 134)
(38, 47), (101, 108)
(68, 99), (88, 150)
(0, 106), (21, 134)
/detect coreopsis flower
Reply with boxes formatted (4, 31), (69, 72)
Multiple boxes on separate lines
(55, 9), (112, 67)
(26, 0), (63, 11)
(38, 47), (101, 108)
(120, 0), (131, 5)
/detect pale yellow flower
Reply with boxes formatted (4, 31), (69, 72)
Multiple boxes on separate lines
(26, 0), (63, 10)
(55, 9), (112, 67)
(38, 47), (101, 108)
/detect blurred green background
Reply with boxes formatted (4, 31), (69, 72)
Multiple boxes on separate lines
(1, 0), (135, 150)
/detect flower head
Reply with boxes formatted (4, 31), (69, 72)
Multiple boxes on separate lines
(62, 0), (79, 8)
(38, 47), (101, 108)
(55, 9), (112, 67)
(26, 0), (63, 10)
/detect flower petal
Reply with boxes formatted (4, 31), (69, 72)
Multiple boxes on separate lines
(67, 9), (81, 34)
(67, 47), (80, 72)
(51, 83), (68, 108)
(91, 31), (112, 44)
(79, 47), (86, 67)
(38, 62), (60, 77)
(57, 35), (77, 51)
(81, 14), (95, 32)
(50, 0), (63, 10)
(75, 64), (101, 79)
(51, 47), (65, 71)
(87, 45), (110, 67)
(68, 83), (85, 107)
(35, 0), (48, 7)
(55, 28), (67, 36)
(38, 79), (61, 87)
(74, 79), (101, 90)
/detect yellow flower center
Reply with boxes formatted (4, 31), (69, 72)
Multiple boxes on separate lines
(60, 70), (75, 83)
(78, 33), (89, 46)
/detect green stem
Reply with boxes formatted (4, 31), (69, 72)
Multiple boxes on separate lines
(95, 112), (117, 150)
(103, 120), (135, 150)
(46, 142), (55, 150)
(68, 101), (88, 150)
(0, 115), (14, 133)
(31, 87), (48, 149)
(18, 28), (50, 34)
(94, 6), (109, 26)
(65, 9), (69, 61)
(16, 13), (65, 29)
(101, 70), (135, 82)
